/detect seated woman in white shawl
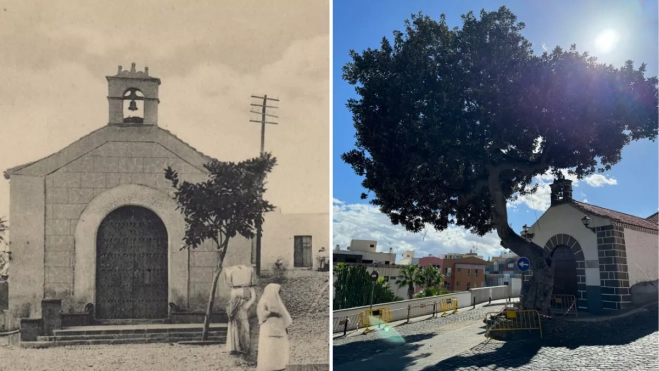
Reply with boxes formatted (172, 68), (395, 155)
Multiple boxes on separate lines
(256, 283), (293, 371)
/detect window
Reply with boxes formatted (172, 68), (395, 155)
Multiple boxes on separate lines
(384, 261), (390, 265)
(457, 268), (461, 272)
(384, 276), (390, 282)
(467, 269), (471, 277)
(446, 268), (451, 277)
(369, 244), (375, 248)
(475, 269), (479, 277)
(466, 282), (470, 289)
(508, 263), (514, 268)
(456, 281), (460, 286)
(362, 260), (373, 264)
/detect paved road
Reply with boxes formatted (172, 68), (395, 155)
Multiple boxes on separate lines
(333, 302), (659, 371)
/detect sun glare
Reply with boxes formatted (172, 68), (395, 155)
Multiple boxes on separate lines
(594, 29), (619, 54)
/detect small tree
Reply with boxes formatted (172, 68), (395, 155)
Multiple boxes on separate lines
(341, 8), (657, 314)
(0, 217), (8, 278)
(395, 265), (424, 300)
(0, 217), (7, 245)
(165, 153), (277, 341)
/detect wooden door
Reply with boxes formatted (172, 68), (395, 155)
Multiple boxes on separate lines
(294, 236), (312, 268)
(551, 245), (578, 297)
(96, 206), (169, 319)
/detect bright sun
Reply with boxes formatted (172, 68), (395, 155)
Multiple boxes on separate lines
(595, 29), (619, 53)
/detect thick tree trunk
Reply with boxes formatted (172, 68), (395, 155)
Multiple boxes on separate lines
(408, 284), (414, 300)
(202, 265), (223, 341)
(488, 167), (554, 315)
(504, 234), (554, 314)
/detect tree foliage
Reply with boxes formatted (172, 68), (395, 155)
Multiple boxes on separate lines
(333, 263), (401, 310)
(395, 265), (424, 300)
(419, 265), (444, 289)
(341, 7), (657, 313)
(0, 217), (7, 246)
(165, 153), (277, 340)
(415, 286), (450, 299)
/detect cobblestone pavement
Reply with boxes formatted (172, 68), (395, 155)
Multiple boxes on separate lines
(333, 303), (659, 371)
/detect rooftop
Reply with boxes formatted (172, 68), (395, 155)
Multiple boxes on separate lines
(572, 201), (658, 231)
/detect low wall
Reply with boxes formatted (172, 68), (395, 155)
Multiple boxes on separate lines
(332, 285), (518, 333)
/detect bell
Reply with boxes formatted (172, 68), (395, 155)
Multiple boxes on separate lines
(128, 100), (138, 111)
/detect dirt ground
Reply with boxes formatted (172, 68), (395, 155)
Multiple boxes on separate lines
(0, 269), (329, 371)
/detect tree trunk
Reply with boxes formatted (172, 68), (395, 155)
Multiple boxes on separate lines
(202, 266), (223, 341)
(488, 167), (554, 315)
(408, 284), (414, 300)
(504, 234), (554, 314)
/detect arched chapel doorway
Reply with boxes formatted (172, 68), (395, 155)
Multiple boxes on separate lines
(551, 245), (578, 297)
(95, 206), (169, 319)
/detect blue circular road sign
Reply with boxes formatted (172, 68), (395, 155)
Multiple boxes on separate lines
(517, 257), (531, 272)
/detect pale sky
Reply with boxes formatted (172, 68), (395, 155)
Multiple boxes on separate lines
(0, 0), (330, 223)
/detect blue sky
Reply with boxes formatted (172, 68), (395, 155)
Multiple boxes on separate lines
(333, 0), (658, 260)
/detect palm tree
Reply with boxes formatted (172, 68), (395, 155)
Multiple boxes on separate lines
(396, 265), (423, 300)
(420, 265), (444, 289)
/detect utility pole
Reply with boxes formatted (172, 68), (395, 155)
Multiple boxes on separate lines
(250, 95), (279, 276)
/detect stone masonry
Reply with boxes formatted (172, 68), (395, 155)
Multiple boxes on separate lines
(43, 141), (211, 312)
(595, 224), (632, 310)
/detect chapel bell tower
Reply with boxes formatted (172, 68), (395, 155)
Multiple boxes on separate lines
(107, 63), (161, 126)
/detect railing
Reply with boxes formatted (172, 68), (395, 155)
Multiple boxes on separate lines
(333, 285), (517, 334)
(550, 294), (578, 317)
(485, 309), (543, 339)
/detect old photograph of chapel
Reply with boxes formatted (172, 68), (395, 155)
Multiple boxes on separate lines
(0, 1), (330, 370)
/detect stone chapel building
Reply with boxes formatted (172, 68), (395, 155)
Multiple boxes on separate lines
(4, 64), (328, 321)
(525, 176), (658, 314)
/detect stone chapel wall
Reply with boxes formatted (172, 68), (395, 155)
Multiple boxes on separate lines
(43, 141), (251, 312)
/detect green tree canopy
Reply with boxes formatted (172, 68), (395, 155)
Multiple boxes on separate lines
(341, 7), (657, 313)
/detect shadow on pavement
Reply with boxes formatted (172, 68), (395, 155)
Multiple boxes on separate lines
(333, 332), (436, 370)
(420, 304), (659, 370)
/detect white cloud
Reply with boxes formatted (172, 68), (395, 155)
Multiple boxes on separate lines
(333, 200), (506, 260)
(508, 170), (617, 212)
(542, 43), (548, 52)
(584, 174), (618, 187)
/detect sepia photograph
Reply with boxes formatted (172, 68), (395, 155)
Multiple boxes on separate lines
(0, 1), (330, 370)
(332, 1), (658, 370)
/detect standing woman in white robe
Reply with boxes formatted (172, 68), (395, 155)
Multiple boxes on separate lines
(226, 287), (256, 355)
(256, 283), (292, 371)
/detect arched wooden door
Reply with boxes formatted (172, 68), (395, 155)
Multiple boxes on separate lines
(551, 245), (578, 297)
(96, 206), (169, 319)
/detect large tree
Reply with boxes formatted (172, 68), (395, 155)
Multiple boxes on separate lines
(341, 8), (658, 314)
(165, 153), (276, 340)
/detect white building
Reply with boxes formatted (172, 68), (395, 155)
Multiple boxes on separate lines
(525, 176), (658, 314)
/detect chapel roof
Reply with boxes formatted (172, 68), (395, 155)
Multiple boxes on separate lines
(647, 212), (659, 224)
(4, 125), (216, 179)
(571, 200), (658, 231)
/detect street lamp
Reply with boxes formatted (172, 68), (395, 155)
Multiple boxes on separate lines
(581, 215), (596, 233)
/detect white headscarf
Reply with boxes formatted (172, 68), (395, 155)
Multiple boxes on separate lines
(257, 283), (292, 328)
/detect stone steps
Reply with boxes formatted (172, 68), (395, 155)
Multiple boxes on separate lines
(21, 336), (227, 348)
(38, 331), (226, 342)
(22, 324), (228, 348)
